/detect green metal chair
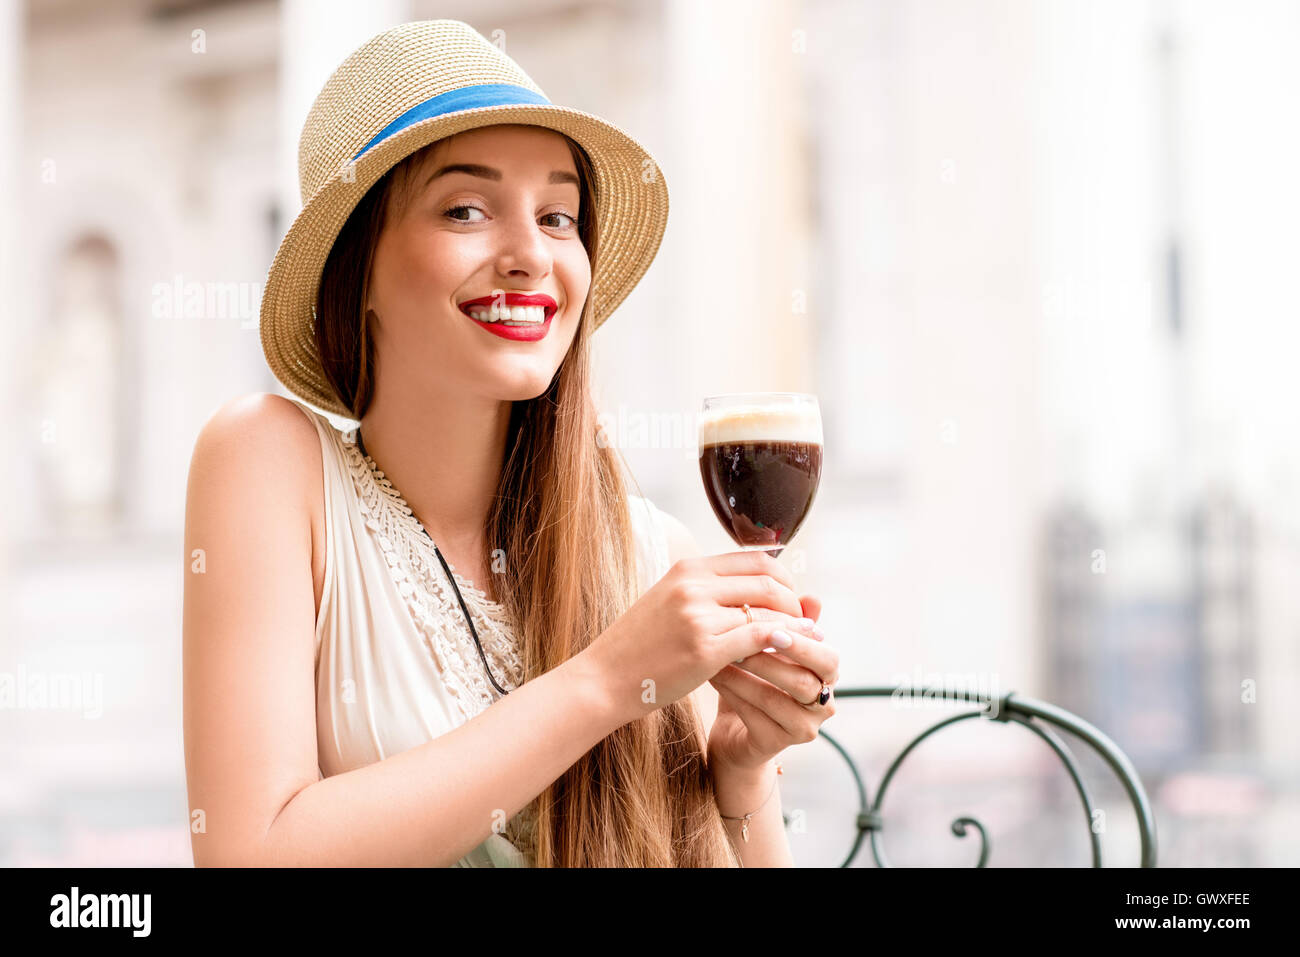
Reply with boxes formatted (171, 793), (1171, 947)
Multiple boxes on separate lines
(798, 685), (1158, 867)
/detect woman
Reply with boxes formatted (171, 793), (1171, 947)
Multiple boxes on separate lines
(182, 19), (838, 867)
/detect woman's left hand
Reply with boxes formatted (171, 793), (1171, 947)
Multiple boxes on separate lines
(707, 594), (839, 775)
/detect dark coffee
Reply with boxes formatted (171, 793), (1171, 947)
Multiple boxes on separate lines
(697, 408), (822, 556)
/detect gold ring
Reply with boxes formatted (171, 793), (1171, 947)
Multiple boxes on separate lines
(733, 604), (756, 664)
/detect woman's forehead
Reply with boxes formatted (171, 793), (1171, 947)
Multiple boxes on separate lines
(429, 125), (577, 171)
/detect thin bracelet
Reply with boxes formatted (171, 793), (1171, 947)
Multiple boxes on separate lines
(718, 762), (782, 843)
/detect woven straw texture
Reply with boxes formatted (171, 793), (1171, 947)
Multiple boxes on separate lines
(260, 19), (669, 417)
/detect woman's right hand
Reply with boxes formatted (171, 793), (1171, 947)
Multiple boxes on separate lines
(581, 550), (822, 724)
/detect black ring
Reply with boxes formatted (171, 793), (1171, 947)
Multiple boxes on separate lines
(803, 677), (831, 708)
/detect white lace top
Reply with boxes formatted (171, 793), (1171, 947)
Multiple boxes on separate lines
(291, 398), (673, 867)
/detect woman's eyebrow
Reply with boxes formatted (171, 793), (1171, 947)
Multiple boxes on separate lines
(424, 163), (579, 188)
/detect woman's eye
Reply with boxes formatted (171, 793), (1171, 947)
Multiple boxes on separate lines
(442, 205), (576, 229)
(443, 204), (486, 223)
(541, 211), (578, 230)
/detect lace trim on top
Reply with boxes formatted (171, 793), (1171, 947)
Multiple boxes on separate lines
(338, 426), (526, 724)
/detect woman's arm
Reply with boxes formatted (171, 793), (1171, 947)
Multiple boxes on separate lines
(183, 395), (629, 867)
(658, 506), (795, 867)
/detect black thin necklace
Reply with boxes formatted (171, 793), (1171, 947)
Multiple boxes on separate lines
(356, 427), (512, 697)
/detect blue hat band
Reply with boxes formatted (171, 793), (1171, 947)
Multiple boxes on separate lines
(352, 82), (552, 161)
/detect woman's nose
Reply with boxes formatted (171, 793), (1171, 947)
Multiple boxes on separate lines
(493, 212), (552, 279)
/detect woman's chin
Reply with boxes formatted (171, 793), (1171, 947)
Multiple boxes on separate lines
(487, 371), (561, 402)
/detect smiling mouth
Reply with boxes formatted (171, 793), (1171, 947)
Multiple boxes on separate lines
(461, 303), (554, 325)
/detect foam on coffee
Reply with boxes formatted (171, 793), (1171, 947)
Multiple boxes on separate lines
(698, 404), (823, 447)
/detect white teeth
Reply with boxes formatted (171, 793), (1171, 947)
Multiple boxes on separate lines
(467, 304), (547, 324)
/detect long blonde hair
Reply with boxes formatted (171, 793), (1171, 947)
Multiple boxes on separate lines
(314, 129), (740, 867)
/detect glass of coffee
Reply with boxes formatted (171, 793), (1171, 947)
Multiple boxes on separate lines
(698, 393), (823, 558)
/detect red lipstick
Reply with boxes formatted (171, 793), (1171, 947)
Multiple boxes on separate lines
(457, 292), (558, 342)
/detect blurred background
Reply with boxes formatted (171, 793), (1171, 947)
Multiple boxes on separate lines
(1, 0), (1297, 867)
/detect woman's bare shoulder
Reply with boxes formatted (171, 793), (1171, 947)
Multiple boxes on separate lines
(187, 392), (325, 537)
(190, 393), (321, 475)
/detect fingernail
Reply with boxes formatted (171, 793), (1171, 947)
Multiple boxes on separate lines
(796, 617), (815, 630)
(812, 624), (825, 641)
(770, 629), (792, 648)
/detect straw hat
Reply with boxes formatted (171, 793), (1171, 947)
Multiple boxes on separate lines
(260, 19), (670, 417)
